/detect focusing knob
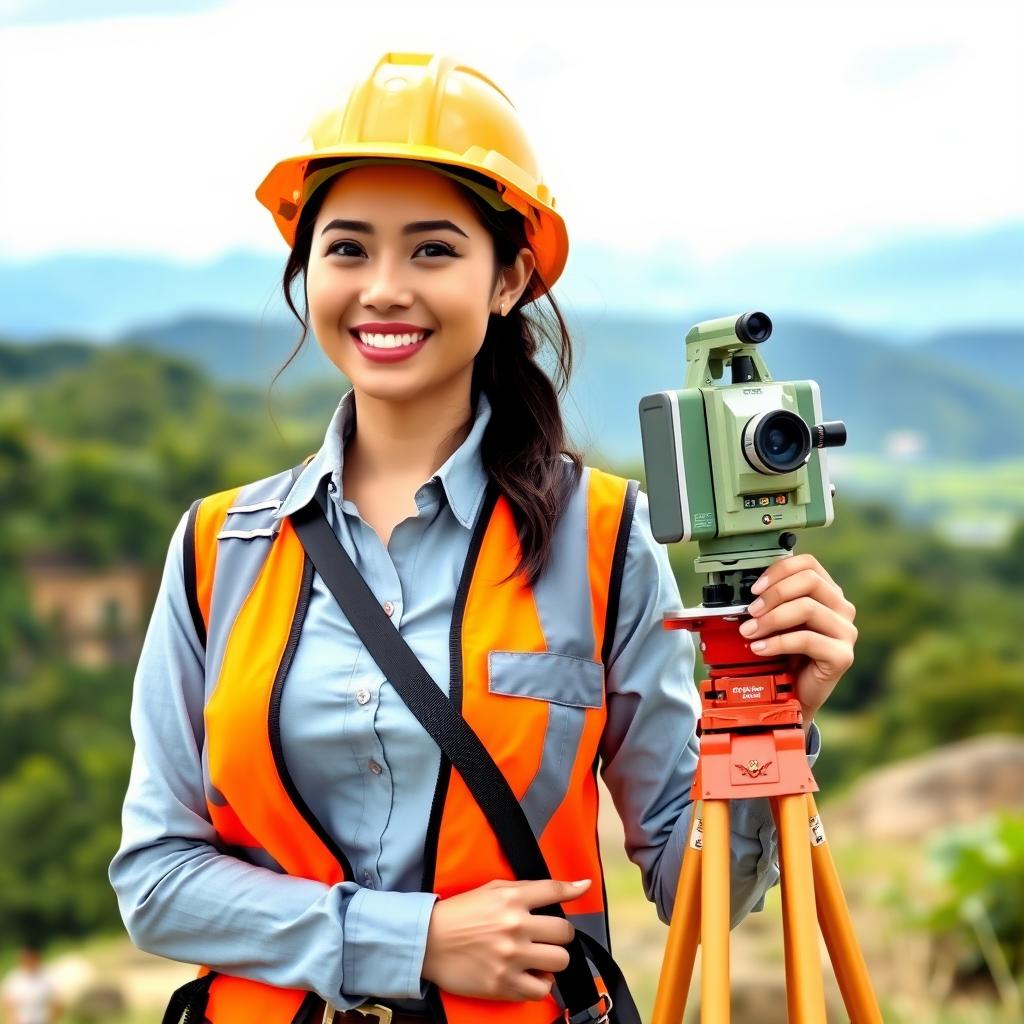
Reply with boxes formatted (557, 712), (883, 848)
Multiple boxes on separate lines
(738, 573), (762, 605)
(703, 583), (735, 607)
(779, 532), (798, 551)
(814, 421), (847, 448)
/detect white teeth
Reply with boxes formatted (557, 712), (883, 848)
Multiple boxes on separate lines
(356, 331), (428, 349)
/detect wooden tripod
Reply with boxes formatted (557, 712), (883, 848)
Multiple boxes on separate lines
(650, 607), (883, 1024)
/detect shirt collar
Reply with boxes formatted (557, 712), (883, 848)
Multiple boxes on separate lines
(273, 387), (492, 530)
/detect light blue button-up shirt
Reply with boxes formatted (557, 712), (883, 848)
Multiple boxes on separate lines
(109, 387), (820, 1012)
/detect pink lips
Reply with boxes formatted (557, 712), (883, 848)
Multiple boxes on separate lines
(349, 328), (432, 363)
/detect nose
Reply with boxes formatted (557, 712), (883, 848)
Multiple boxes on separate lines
(358, 253), (414, 312)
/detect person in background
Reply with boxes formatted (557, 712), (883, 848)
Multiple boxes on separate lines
(0, 946), (62, 1024)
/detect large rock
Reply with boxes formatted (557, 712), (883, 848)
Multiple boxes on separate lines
(827, 734), (1024, 841)
(69, 983), (127, 1021)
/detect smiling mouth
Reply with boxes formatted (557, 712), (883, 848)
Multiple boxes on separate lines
(349, 329), (433, 349)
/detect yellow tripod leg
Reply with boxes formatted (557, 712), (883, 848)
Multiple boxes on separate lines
(700, 799), (731, 1023)
(652, 803), (703, 1024)
(806, 794), (884, 1023)
(777, 793), (827, 1022)
(770, 798), (797, 1023)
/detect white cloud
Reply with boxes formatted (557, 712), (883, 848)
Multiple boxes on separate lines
(0, 0), (1020, 264)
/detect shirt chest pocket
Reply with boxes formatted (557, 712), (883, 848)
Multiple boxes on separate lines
(487, 650), (605, 709)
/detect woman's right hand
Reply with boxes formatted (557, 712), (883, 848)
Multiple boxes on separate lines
(420, 877), (590, 1001)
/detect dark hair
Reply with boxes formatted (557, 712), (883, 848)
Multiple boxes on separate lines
(272, 159), (584, 587)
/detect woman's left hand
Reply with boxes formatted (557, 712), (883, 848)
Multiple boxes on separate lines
(737, 553), (857, 727)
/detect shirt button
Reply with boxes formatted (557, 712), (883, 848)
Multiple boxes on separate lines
(382, 600), (395, 616)
(362, 870), (374, 887)
(368, 759), (383, 775)
(355, 687), (371, 706)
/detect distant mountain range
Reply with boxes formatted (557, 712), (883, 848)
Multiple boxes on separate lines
(2, 220), (1022, 342)
(3, 310), (1021, 465)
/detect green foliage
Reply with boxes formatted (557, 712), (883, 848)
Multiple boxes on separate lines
(908, 812), (1024, 998)
(0, 663), (134, 947)
(0, 339), (95, 383)
(873, 627), (1024, 761)
(930, 813), (1024, 970)
(28, 346), (214, 445)
(987, 519), (1024, 587)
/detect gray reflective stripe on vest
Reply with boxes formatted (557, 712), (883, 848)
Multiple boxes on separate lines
(519, 466), (602, 840)
(203, 469), (296, 701)
(217, 527), (278, 539)
(532, 465), (596, 659)
(570, 910), (611, 952)
(225, 498), (283, 514)
(199, 469), (298, 825)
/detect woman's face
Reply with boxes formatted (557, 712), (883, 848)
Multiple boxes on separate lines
(305, 163), (534, 406)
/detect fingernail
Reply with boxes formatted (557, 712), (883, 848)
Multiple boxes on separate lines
(750, 578), (766, 595)
(750, 640), (767, 652)
(748, 598), (765, 615)
(739, 620), (758, 636)
(572, 879), (591, 886)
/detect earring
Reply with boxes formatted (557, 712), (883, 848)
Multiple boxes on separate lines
(500, 302), (507, 316)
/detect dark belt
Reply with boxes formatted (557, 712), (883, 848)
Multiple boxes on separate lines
(323, 1000), (431, 1024)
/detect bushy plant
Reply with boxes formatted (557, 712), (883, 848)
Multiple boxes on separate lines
(909, 812), (1024, 1013)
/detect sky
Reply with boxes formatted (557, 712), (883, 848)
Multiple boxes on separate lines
(0, 0), (1021, 269)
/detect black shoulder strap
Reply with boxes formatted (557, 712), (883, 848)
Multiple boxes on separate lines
(290, 477), (639, 1024)
(183, 497), (207, 649)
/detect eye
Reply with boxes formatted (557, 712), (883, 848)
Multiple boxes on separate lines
(326, 241), (363, 258)
(416, 241), (458, 258)
(325, 241), (459, 259)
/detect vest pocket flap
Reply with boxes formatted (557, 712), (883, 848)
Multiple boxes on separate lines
(488, 650), (604, 709)
(216, 525), (279, 540)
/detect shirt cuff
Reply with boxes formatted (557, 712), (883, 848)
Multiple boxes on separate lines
(341, 888), (439, 999)
(806, 719), (822, 768)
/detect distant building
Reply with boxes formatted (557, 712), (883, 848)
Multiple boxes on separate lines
(22, 557), (157, 668)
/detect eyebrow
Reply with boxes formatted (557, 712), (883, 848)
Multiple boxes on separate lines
(320, 218), (469, 238)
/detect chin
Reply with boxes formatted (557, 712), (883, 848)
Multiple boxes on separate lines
(346, 373), (431, 404)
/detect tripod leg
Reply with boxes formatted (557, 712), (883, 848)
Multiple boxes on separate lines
(806, 794), (884, 1023)
(777, 793), (828, 1022)
(652, 803), (703, 1024)
(770, 798), (797, 1023)
(700, 799), (731, 1023)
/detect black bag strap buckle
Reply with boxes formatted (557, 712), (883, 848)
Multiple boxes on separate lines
(561, 991), (613, 1024)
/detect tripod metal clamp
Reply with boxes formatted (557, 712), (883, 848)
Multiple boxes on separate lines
(559, 992), (613, 1024)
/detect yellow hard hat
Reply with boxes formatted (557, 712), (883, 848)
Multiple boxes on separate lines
(255, 51), (568, 304)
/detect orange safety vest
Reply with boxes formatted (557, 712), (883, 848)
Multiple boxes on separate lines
(172, 462), (638, 1024)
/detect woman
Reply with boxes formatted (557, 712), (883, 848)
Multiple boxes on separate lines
(109, 53), (856, 1024)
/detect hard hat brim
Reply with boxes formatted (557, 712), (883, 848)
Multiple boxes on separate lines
(255, 145), (568, 304)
